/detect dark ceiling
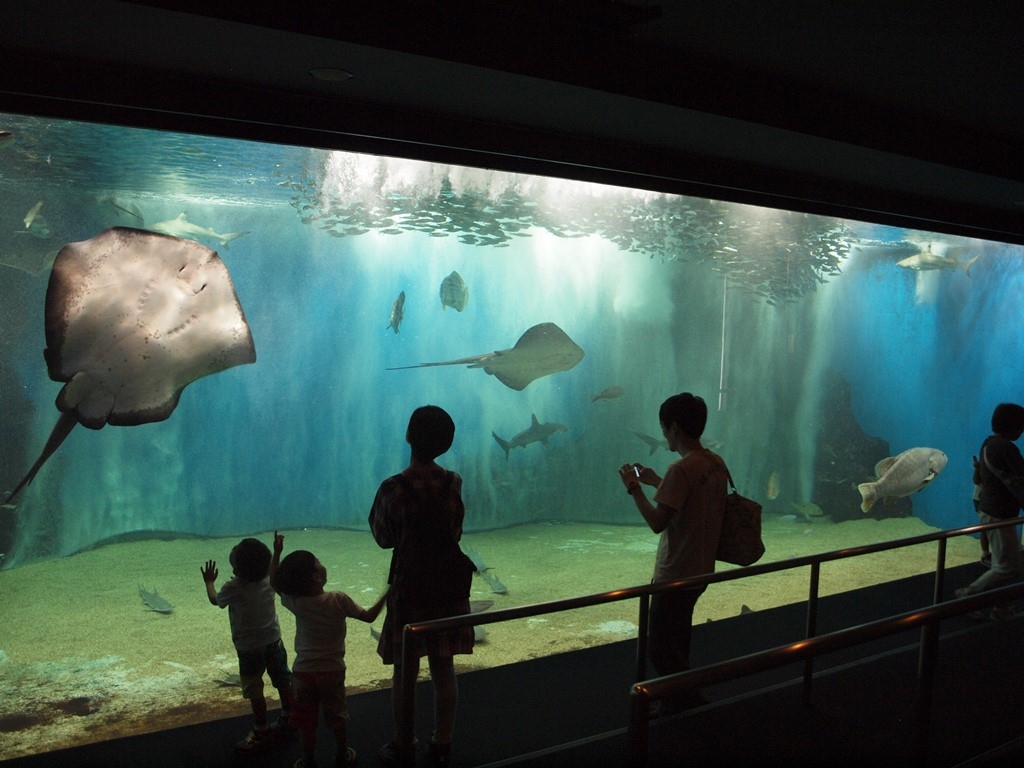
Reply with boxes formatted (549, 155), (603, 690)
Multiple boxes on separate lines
(1, 1), (1022, 242)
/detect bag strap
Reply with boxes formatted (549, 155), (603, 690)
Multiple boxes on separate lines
(982, 442), (1009, 486)
(724, 468), (738, 492)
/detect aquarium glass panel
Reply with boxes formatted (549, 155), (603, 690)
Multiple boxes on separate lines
(0, 111), (1019, 756)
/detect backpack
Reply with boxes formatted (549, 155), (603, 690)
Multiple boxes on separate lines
(388, 472), (475, 609)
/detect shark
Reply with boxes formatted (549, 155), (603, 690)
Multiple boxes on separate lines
(627, 427), (668, 455)
(149, 213), (250, 247)
(896, 244), (979, 276)
(492, 414), (567, 459)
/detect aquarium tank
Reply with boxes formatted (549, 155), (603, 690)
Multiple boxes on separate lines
(2, 111), (1019, 566)
(3, 109), (1022, 758)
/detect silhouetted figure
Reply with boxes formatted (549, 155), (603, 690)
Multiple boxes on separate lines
(271, 532), (387, 768)
(370, 405), (475, 768)
(201, 537), (294, 754)
(956, 403), (1024, 619)
(618, 392), (727, 709)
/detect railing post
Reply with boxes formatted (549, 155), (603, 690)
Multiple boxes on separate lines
(627, 685), (652, 768)
(915, 618), (940, 766)
(932, 538), (947, 604)
(397, 625), (417, 768)
(636, 591), (650, 682)
(802, 560), (820, 702)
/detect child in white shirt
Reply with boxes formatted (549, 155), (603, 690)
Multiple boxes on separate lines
(271, 531), (387, 768)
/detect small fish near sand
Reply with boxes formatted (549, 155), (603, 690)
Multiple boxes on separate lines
(387, 290), (406, 333)
(439, 270), (469, 312)
(462, 544), (508, 594)
(858, 446), (948, 513)
(139, 585), (174, 614)
(591, 385), (624, 402)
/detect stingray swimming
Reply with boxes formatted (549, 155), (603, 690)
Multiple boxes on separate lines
(387, 322), (584, 391)
(3, 227), (256, 504)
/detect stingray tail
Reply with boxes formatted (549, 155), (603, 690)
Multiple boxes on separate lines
(3, 412), (78, 504)
(491, 432), (511, 460)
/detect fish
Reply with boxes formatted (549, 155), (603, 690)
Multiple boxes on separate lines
(215, 672), (242, 687)
(149, 213), (250, 247)
(102, 196), (145, 225)
(17, 212), (51, 239)
(462, 545), (508, 594)
(0, 130), (14, 148)
(791, 501), (824, 518)
(492, 414), (567, 459)
(591, 385), (625, 402)
(439, 270), (469, 312)
(388, 290), (406, 333)
(858, 446), (948, 513)
(627, 427), (668, 455)
(2, 227), (256, 505)
(23, 199), (44, 229)
(896, 245), (979, 276)
(765, 471), (780, 500)
(387, 322), (584, 391)
(138, 585), (174, 613)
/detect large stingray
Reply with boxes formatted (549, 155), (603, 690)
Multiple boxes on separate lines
(4, 227), (256, 504)
(387, 322), (584, 391)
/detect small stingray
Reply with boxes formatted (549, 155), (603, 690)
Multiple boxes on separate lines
(387, 322), (584, 391)
(3, 227), (256, 504)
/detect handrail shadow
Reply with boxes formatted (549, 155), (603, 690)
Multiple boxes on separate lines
(393, 516), (1022, 766)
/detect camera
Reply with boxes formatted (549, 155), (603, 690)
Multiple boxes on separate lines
(632, 465), (641, 478)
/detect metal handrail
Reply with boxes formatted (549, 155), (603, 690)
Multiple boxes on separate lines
(393, 515), (1023, 766)
(627, 579), (1024, 767)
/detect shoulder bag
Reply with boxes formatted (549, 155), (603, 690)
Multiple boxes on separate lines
(717, 467), (765, 566)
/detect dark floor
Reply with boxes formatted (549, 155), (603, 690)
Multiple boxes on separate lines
(4, 563), (1023, 768)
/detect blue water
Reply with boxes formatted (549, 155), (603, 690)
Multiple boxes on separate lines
(1, 112), (1021, 565)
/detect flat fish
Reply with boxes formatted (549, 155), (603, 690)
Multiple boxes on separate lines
(439, 270), (469, 312)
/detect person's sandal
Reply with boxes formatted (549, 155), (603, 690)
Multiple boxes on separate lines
(379, 739), (417, 766)
(427, 740), (451, 767)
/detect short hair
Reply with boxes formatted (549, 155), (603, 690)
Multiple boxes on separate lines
(659, 392), (708, 439)
(407, 405), (455, 462)
(274, 550), (319, 596)
(991, 403), (1024, 436)
(231, 538), (271, 582)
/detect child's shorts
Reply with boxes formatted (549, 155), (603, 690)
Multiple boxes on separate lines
(290, 671), (348, 734)
(237, 638), (291, 699)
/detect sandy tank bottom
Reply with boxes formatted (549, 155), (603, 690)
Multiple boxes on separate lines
(0, 516), (984, 759)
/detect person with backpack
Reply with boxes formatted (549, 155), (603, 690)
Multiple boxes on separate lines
(369, 405), (475, 767)
(956, 402), (1024, 619)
